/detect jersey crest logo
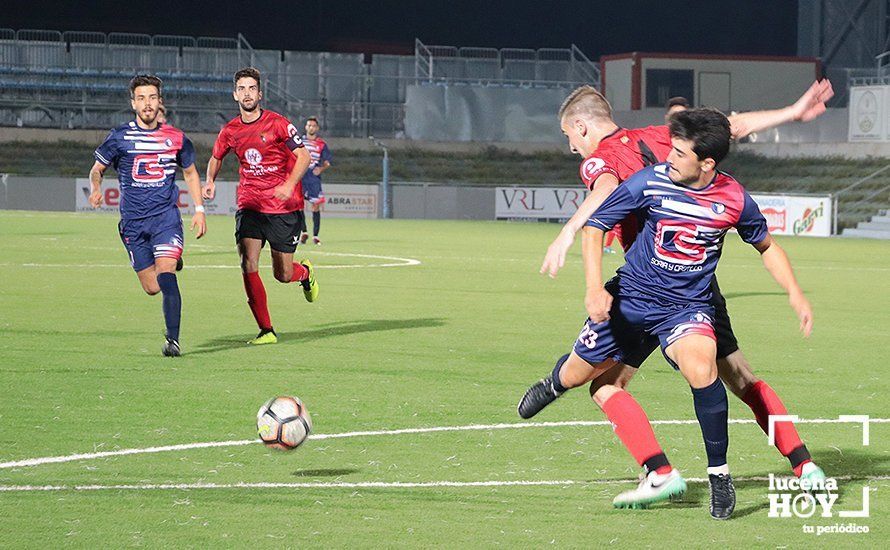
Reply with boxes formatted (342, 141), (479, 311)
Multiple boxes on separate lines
(582, 157), (606, 179)
(245, 148), (263, 165)
(712, 203), (726, 214)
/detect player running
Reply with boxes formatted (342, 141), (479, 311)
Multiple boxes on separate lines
(203, 67), (319, 345)
(298, 116), (333, 245)
(521, 81), (831, 485)
(89, 75), (207, 357)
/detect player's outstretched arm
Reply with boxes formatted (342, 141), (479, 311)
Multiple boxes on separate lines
(581, 226), (612, 322)
(88, 161), (107, 208)
(203, 157), (222, 200)
(182, 164), (206, 239)
(753, 235), (813, 337)
(727, 79), (834, 140)
(541, 173), (620, 278)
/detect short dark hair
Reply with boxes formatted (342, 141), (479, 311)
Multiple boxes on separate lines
(666, 96), (689, 110)
(668, 108), (731, 164)
(129, 74), (162, 98)
(233, 67), (261, 90)
(306, 116), (319, 124)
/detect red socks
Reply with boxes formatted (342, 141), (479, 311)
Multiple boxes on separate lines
(290, 263), (309, 283)
(601, 390), (672, 474)
(741, 380), (811, 476)
(243, 271), (272, 331)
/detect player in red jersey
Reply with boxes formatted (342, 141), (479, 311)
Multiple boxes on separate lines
(522, 80), (833, 482)
(203, 67), (319, 345)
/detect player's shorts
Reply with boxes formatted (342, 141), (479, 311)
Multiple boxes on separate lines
(610, 277), (739, 368)
(572, 279), (716, 370)
(710, 277), (740, 359)
(118, 207), (184, 272)
(235, 208), (305, 254)
(302, 179), (324, 204)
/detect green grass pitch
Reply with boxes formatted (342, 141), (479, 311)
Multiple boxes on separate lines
(0, 210), (887, 547)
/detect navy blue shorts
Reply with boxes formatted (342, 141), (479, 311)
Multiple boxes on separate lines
(118, 207), (183, 272)
(302, 178), (324, 203)
(572, 281), (716, 370)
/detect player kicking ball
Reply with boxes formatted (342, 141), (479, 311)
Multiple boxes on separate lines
(89, 75), (207, 357)
(521, 109), (814, 519)
(204, 68), (319, 345)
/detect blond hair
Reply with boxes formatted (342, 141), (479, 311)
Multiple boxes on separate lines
(558, 85), (613, 122)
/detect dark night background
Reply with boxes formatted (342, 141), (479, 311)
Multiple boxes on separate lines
(2, 0), (799, 58)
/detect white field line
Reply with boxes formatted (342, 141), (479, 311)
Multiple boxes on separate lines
(1, 418), (887, 471)
(2, 475), (889, 493)
(2, 251), (421, 270)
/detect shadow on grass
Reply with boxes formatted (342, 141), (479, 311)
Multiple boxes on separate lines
(189, 317), (447, 355)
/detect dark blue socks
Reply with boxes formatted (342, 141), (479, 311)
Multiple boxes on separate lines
(157, 272), (181, 341)
(551, 353), (571, 392)
(312, 211), (321, 237)
(691, 378), (729, 467)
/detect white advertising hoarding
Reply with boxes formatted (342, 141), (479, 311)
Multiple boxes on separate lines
(495, 186), (589, 220)
(496, 186), (833, 237)
(76, 179), (379, 218)
(749, 193), (833, 237)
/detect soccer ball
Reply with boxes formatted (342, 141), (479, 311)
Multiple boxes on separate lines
(256, 396), (312, 450)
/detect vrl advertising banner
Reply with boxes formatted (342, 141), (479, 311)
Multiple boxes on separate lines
(496, 187), (832, 237)
(495, 187), (589, 221)
(76, 180), (379, 218)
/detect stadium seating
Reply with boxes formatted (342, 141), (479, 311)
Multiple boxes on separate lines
(0, 30), (598, 136)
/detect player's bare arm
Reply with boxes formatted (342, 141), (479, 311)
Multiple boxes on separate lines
(727, 79), (834, 140)
(753, 234), (813, 337)
(88, 160), (107, 208)
(273, 146), (310, 202)
(181, 164), (206, 239)
(312, 159), (331, 177)
(581, 225), (611, 322)
(541, 173), (620, 278)
(203, 156), (222, 200)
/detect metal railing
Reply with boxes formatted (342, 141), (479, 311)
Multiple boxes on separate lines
(413, 39), (600, 88)
(832, 161), (890, 233)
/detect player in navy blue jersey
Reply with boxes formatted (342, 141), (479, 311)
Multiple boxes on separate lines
(89, 75), (207, 357)
(298, 116), (333, 245)
(526, 109), (813, 519)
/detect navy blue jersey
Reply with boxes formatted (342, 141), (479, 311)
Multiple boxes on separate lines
(94, 121), (196, 220)
(587, 163), (768, 306)
(301, 135), (332, 187)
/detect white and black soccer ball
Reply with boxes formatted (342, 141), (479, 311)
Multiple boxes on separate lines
(256, 396), (312, 450)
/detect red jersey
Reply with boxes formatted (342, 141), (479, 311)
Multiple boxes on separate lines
(579, 125), (673, 251)
(212, 109), (305, 214)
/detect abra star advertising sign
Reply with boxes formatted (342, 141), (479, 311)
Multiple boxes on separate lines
(76, 180), (378, 218)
